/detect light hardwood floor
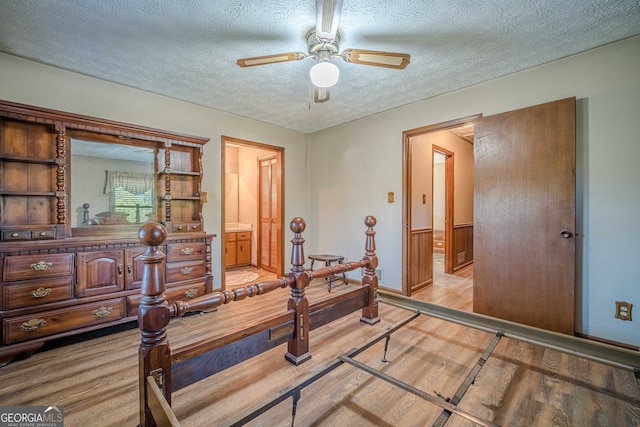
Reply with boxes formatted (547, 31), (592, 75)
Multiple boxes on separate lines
(1, 262), (638, 426)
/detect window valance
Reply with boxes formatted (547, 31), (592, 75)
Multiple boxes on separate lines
(104, 171), (154, 195)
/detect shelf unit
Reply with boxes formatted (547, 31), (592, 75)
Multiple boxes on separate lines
(0, 100), (215, 366)
(158, 144), (204, 233)
(0, 118), (63, 242)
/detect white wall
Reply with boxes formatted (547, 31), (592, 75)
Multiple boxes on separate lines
(309, 36), (640, 346)
(410, 130), (474, 230)
(2, 35), (638, 346)
(0, 52), (310, 290)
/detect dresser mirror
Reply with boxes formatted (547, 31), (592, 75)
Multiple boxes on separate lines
(70, 133), (156, 236)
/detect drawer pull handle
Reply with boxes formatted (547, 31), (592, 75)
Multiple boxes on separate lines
(118, 265), (123, 275)
(30, 261), (53, 271)
(185, 288), (199, 298)
(177, 226), (184, 231)
(181, 247), (194, 255)
(92, 306), (113, 318)
(39, 231), (47, 236)
(30, 287), (52, 298)
(11, 232), (19, 237)
(127, 263), (132, 274)
(180, 267), (193, 275)
(191, 225), (198, 230)
(20, 318), (47, 332)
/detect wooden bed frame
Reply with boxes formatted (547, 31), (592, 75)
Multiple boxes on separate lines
(137, 216), (640, 426)
(137, 216), (380, 427)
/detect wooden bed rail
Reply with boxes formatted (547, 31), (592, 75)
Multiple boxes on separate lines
(138, 216), (379, 427)
(171, 275), (293, 316)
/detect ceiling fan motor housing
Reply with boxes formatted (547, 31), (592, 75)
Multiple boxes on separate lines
(307, 29), (340, 61)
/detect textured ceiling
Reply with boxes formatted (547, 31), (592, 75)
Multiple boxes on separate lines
(0, 0), (639, 134)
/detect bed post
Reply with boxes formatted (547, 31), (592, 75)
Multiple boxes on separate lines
(138, 222), (172, 427)
(285, 217), (312, 365)
(361, 215), (380, 324)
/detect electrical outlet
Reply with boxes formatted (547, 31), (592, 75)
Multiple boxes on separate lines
(615, 301), (633, 321)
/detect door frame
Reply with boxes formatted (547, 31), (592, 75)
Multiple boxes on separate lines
(402, 114), (480, 296)
(221, 136), (285, 288)
(432, 145), (455, 275)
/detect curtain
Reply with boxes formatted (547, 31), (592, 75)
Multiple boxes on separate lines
(104, 171), (154, 195)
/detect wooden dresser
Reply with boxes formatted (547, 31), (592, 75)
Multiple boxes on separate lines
(1, 234), (212, 352)
(0, 100), (215, 366)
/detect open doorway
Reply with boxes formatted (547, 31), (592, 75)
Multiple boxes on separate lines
(432, 149), (448, 279)
(403, 116), (477, 299)
(222, 136), (284, 289)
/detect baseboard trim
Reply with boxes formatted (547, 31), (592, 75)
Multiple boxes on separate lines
(575, 332), (639, 351)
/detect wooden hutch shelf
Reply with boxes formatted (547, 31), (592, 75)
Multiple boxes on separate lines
(0, 100), (215, 366)
(0, 155), (57, 164)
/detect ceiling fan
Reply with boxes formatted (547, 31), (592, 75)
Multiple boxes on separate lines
(236, 0), (411, 102)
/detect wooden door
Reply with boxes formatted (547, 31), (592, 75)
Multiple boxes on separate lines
(224, 234), (237, 267)
(474, 97), (576, 334)
(76, 250), (125, 297)
(258, 154), (281, 274)
(236, 234), (252, 266)
(124, 247), (146, 290)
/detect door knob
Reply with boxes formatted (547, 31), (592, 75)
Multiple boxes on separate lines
(560, 230), (573, 238)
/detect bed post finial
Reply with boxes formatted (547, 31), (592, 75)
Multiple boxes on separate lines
(289, 216), (306, 273)
(285, 217), (312, 365)
(361, 215), (380, 324)
(138, 222), (171, 427)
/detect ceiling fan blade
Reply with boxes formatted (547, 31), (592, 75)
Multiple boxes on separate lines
(316, 0), (343, 41)
(237, 52), (307, 67)
(341, 49), (411, 69)
(314, 87), (330, 103)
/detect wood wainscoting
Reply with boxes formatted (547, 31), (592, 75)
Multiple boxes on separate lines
(453, 223), (474, 271)
(409, 228), (432, 293)
(409, 224), (473, 294)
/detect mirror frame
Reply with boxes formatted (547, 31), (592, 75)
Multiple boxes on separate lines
(69, 130), (158, 237)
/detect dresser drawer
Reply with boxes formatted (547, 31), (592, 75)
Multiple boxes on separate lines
(236, 232), (251, 241)
(127, 282), (206, 317)
(172, 222), (202, 233)
(31, 228), (57, 240)
(2, 253), (74, 282)
(165, 260), (206, 283)
(1, 230), (30, 241)
(166, 242), (206, 262)
(3, 298), (125, 344)
(1, 227), (57, 242)
(2, 277), (74, 310)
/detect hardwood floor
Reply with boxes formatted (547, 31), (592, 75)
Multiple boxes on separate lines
(0, 262), (638, 426)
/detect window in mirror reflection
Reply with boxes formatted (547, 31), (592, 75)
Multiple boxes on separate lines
(106, 171), (155, 224)
(71, 138), (156, 227)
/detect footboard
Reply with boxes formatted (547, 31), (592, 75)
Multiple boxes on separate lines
(138, 216), (379, 427)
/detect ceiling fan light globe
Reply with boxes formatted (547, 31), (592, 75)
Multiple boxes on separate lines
(310, 62), (339, 88)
